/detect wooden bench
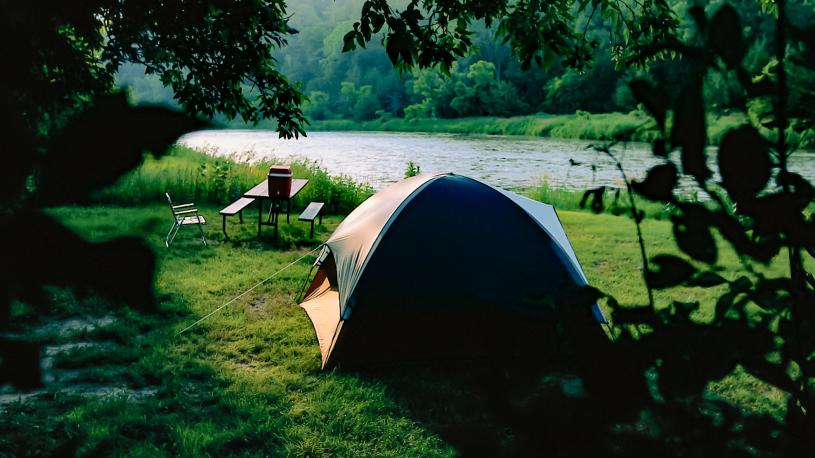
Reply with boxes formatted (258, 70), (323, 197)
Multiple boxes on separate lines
(298, 202), (325, 238)
(219, 197), (255, 239)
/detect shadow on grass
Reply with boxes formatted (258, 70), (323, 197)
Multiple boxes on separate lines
(350, 337), (800, 457)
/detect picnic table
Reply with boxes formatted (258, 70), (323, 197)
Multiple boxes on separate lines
(244, 178), (309, 238)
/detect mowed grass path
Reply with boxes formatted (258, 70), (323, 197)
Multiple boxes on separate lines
(0, 204), (790, 456)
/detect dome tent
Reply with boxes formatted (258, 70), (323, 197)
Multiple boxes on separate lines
(299, 173), (608, 369)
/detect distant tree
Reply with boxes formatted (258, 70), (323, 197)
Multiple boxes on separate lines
(337, 81), (359, 117)
(403, 99), (433, 120)
(353, 85), (382, 120)
(305, 91), (332, 120)
(447, 61), (528, 117)
(406, 67), (458, 118)
(542, 53), (623, 113)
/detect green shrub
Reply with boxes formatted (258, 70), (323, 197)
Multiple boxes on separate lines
(523, 182), (673, 220)
(404, 161), (421, 178)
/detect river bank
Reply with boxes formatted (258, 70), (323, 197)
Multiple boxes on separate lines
(304, 112), (750, 146)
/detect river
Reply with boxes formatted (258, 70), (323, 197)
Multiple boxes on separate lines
(179, 130), (814, 193)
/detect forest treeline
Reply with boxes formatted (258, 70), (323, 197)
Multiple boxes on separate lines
(117, 0), (815, 142)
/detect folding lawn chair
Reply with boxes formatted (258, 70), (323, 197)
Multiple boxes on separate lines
(165, 193), (207, 247)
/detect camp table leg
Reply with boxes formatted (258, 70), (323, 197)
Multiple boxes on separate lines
(222, 214), (228, 239)
(272, 196), (280, 240)
(286, 199), (291, 223)
(274, 205), (280, 240)
(270, 197), (276, 224)
(257, 198), (263, 239)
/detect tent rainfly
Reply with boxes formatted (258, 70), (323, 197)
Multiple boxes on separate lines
(299, 173), (608, 369)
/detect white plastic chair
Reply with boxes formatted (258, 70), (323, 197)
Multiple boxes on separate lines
(165, 193), (206, 247)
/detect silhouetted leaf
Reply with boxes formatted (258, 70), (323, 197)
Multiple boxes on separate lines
(673, 208), (717, 263)
(688, 5), (707, 32)
(715, 290), (737, 319)
(632, 163), (677, 202)
(777, 171), (815, 203)
(0, 338), (42, 389)
(752, 277), (793, 312)
(646, 255), (696, 289)
(686, 272), (727, 288)
(673, 300), (700, 315)
(1, 210), (156, 310)
(0, 106), (35, 202)
(91, 237), (157, 309)
(703, 207), (780, 262)
(613, 307), (657, 326)
(342, 30), (358, 52)
(717, 125), (771, 203)
(671, 80), (710, 181)
(652, 138), (667, 157)
(629, 79), (667, 130)
(579, 186), (605, 213)
(742, 359), (796, 393)
(709, 5), (746, 69)
(38, 93), (204, 205)
(747, 193), (813, 244)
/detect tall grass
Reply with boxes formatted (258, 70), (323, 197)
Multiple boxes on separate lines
(93, 146), (374, 215)
(94, 144), (675, 221)
(308, 112), (752, 145)
(309, 113), (658, 140)
(523, 181), (674, 220)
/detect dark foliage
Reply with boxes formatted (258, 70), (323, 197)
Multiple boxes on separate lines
(342, 0), (677, 73)
(3, 1), (814, 456)
(579, 186), (607, 214)
(568, 2), (815, 454)
(0, 1), (307, 389)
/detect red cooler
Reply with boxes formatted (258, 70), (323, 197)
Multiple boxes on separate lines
(268, 165), (292, 197)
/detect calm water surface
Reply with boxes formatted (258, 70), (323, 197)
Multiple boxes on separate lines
(179, 130), (814, 193)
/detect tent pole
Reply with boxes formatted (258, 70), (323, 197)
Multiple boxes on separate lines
(295, 260), (318, 303)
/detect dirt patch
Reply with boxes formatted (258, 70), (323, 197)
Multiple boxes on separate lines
(33, 315), (116, 338)
(0, 384), (158, 409)
(2, 315), (117, 342)
(40, 341), (117, 384)
(0, 315), (156, 408)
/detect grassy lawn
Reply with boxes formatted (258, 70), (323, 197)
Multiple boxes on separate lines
(0, 204), (791, 456)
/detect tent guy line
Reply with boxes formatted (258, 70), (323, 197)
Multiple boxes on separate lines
(175, 245), (323, 336)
